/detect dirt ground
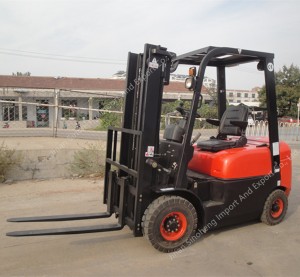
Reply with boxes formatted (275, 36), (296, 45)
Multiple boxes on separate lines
(0, 148), (300, 276)
(0, 137), (102, 150)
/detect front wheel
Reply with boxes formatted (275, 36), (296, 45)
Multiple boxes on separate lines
(261, 189), (288, 225)
(142, 195), (198, 253)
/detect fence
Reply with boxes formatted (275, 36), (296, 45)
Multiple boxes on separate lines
(0, 90), (299, 141)
(1, 92), (299, 181)
(166, 116), (300, 142)
(246, 120), (300, 142)
(0, 89), (123, 139)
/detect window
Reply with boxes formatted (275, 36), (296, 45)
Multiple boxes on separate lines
(237, 93), (241, 98)
(2, 99), (18, 121)
(252, 94), (256, 98)
(1, 99), (27, 121)
(244, 93), (248, 98)
(36, 100), (49, 127)
(61, 99), (78, 118)
(22, 106), (27, 120)
(228, 92), (234, 97)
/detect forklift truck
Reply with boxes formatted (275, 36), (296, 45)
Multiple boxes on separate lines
(7, 44), (292, 253)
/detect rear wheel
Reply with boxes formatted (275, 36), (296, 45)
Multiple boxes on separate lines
(261, 189), (288, 225)
(142, 195), (198, 253)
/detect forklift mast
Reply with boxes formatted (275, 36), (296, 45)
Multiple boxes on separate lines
(104, 44), (176, 235)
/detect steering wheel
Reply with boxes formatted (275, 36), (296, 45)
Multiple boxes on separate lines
(175, 106), (200, 118)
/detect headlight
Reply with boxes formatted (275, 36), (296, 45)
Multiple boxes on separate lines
(185, 77), (195, 90)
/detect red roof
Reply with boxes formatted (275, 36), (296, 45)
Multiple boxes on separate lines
(0, 75), (207, 93)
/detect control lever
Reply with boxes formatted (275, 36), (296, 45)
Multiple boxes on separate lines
(191, 132), (201, 145)
(175, 106), (186, 116)
(175, 106), (200, 118)
(146, 158), (171, 174)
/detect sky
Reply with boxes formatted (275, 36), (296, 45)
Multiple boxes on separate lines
(0, 0), (299, 89)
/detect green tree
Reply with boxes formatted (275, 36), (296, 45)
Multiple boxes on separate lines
(12, 72), (31, 76)
(160, 100), (218, 129)
(259, 64), (300, 117)
(161, 100), (184, 115)
(205, 84), (218, 106)
(199, 104), (218, 119)
(98, 98), (123, 129)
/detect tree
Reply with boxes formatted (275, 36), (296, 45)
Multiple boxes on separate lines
(12, 72), (31, 76)
(205, 83), (218, 106)
(258, 64), (300, 117)
(160, 100), (218, 129)
(98, 98), (123, 129)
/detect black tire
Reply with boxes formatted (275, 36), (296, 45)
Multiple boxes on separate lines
(261, 189), (288, 225)
(142, 195), (198, 253)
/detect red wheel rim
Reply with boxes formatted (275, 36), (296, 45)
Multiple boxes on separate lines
(160, 212), (187, 241)
(271, 198), (284, 218)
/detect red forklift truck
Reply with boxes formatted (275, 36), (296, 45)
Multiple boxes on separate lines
(7, 44), (292, 253)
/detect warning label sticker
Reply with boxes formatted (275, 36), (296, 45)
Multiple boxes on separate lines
(149, 58), (159, 69)
(145, 146), (155, 157)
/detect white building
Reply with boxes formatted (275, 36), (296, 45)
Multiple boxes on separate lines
(227, 87), (260, 107)
(203, 77), (217, 90)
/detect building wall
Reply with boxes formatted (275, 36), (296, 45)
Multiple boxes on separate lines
(227, 88), (260, 105)
(1, 85), (261, 128)
(0, 88), (105, 128)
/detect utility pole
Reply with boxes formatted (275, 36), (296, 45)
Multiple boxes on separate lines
(297, 98), (300, 126)
(53, 89), (60, 138)
(297, 98), (300, 141)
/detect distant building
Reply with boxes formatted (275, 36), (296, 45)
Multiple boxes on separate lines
(203, 77), (217, 90)
(170, 74), (188, 82)
(111, 71), (126, 79)
(0, 74), (261, 129)
(201, 76), (260, 106)
(0, 75), (208, 128)
(227, 87), (260, 107)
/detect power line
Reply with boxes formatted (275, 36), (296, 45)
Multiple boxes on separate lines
(0, 47), (262, 74)
(0, 47), (125, 61)
(0, 48), (126, 65)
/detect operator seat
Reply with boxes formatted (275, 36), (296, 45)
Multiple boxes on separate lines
(197, 104), (249, 152)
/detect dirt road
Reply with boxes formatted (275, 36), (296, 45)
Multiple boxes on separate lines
(1, 150), (300, 276)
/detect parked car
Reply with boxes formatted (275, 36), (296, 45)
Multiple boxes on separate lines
(278, 116), (298, 124)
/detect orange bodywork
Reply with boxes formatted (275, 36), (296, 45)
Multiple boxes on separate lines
(188, 137), (292, 195)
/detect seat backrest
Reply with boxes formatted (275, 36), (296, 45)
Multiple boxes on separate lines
(163, 119), (186, 142)
(219, 104), (249, 136)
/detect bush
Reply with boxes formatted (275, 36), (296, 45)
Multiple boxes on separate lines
(70, 143), (106, 177)
(97, 98), (123, 130)
(100, 112), (122, 129)
(0, 142), (22, 182)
